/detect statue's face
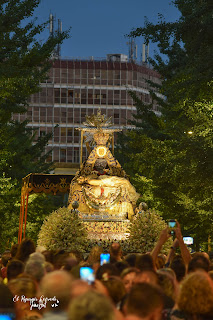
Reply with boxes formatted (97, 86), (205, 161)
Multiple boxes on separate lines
(94, 159), (107, 172)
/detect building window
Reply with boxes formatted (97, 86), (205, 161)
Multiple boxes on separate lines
(54, 89), (60, 103)
(40, 130), (46, 137)
(74, 148), (79, 163)
(114, 112), (120, 125)
(60, 148), (66, 162)
(61, 128), (66, 136)
(67, 128), (73, 143)
(67, 128), (72, 136)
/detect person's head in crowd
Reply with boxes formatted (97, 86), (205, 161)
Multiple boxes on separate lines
(15, 238), (35, 263)
(28, 252), (45, 264)
(70, 265), (81, 279)
(8, 277), (39, 320)
(53, 250), (70, 270)
(70, 279), (91, 299)
(124, 253), (137, 267)
(156, 254), (166, 270)
(8, 277), (37, 298)
(7, 260), (25, 281)
(201, 251), (210, 261)
(41, 250), (54, 264)
(87, 245), (103, 265)
(135, 254), (155, 271)
(157, 270), (177, 309)
(61, 257), (78, 272)
(1, 255), (9, 267)
(35, 245), (46, 253)
(109, 242), (122, 262)
(134, 269), (158, 286)
(96, 263), (119, 281)
(114, 261), (129, 276)
(159, 268), (176, 280)
(101, 276), (126, 306)
(188, 252), (210, 273)
(10, 244), (19, 259)
(0, 283), (16, 318)
(39, 270), (73, 311)
(126, 282), (163, 320)
(121, 267), (138, 293)
(170, 255), (186, 282)
(24, 259), (45, 283)
(44, 261), (54, 273)
(2, 250), (11, 261)
(1, 254), (10, 279)
(68, 290), (115, 320)
(177, 271), (213, 317)
(69, 250), (84, 263)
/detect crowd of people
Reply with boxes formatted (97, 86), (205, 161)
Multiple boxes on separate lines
(1, 222), (213, 320)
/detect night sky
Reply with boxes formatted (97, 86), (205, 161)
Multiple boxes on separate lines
(34, 0), (180, 60)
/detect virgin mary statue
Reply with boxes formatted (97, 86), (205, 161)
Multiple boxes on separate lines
(68, 110), (139, 219)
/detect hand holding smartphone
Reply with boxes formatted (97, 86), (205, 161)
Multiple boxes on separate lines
(168, 219), (176, 235)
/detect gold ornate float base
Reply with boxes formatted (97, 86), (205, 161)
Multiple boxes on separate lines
(83, 218), (130, 241)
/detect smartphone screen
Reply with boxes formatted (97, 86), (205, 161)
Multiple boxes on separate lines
(168, 219), (176, 228)
(100, 253), (110, 265)
(0, 314), (15, 320)
(183, 237), (193, 245)
(80, 267), (95, 284)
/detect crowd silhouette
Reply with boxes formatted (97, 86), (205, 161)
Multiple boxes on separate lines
(0, 223), (213, 320)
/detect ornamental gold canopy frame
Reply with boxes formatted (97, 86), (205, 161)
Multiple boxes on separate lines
(18, 173), (75, 244)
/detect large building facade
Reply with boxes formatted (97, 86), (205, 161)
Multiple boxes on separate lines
(12, 54), (161, 173)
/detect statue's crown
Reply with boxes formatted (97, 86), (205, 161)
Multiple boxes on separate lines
(83, 108), (113, 129)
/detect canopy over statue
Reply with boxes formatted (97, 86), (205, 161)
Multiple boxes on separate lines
(68, 109), (139, 220)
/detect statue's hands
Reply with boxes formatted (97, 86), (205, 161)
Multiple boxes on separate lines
(77, 176), (87, 184)
(91, 170), (99, 175)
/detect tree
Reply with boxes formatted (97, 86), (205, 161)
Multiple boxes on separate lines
(0, 0), (69, 122)
(0, 0), (69, 176)
(0, 0), (70, 249)
(0, 174), (19, 251)
(0, 121), (53, 180)
(117, 0), (213, 249)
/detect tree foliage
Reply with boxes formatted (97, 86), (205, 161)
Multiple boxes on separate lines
(0, 174), (19, 251)
(0, 0), (70, 250)
(0, 0), (69, 122)
(117, 0), (213, 249)
(0, 0), (69, 177)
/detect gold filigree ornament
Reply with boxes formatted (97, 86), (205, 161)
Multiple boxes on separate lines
(83, 108), (113, 129)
